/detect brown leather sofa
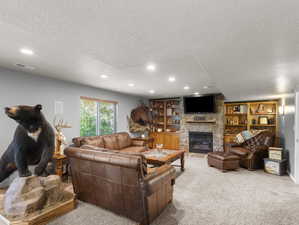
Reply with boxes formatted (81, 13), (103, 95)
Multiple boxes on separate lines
(72, 132), (147, 154)
(229, 131), (274, 170)
(65, 147), (176, 225)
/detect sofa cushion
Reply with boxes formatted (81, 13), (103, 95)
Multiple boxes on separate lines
(230, 147), (250, 157)
(132, 140), (145, 146)
(72, 137), (82, 147)
(117, 132), (132, 149)
(121, 146), (147, 154)
(81, 136), (105, 148)
(103, 135), (120, 150)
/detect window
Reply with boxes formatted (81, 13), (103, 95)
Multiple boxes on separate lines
(80, 97), (117, 136)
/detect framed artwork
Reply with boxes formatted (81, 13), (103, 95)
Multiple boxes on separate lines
(259, 116), (268, 125)
(233, 106), (240, 113)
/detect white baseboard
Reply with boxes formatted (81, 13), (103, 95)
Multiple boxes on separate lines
(287, 171), (297, 184)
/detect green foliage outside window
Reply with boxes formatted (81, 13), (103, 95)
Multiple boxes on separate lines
(80, 98), (116, 136)
(99, 102), (115, 135)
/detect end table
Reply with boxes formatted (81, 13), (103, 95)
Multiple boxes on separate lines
(52, 154), (69, 181)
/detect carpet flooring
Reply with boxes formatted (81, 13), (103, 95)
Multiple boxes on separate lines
(49, 155), (299, 225)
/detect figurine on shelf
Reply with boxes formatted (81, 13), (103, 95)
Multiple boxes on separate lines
(53, 117), (71, 156)
(252, 119), (257, 125)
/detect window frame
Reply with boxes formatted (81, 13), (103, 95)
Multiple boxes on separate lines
(80, 96), (118, 136)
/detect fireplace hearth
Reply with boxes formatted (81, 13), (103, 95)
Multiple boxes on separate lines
(189, 132), (213, 153)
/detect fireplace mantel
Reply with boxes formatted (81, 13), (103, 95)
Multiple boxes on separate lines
(186, 120), (216, 124)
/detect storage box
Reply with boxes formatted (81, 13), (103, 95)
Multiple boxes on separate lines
(268, 147), (283, 160)
(264, 158), (287, 176)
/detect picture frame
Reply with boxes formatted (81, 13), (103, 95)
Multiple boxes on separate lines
(233, 116), (239, 125)
(259, 116), (268, 125)
(233, 105), (240, 113)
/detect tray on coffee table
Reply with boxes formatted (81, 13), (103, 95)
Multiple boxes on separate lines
(143, 149), (185, 171)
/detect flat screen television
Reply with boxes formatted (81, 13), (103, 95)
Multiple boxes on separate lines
(184, 95), (216, 114)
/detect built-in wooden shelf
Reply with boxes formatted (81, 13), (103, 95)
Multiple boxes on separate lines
(225, 113), (247, 116)
(150, 98), (181, 132)
(250, 113), (276, 115)
(224, 100), (279, 152)
(186, 120), (216, 124)
(250, 124), (276, 127)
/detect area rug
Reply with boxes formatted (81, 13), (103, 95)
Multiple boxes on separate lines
(49, 155), (299, 225)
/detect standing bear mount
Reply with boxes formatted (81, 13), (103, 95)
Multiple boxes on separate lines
(0, 104), (55, 183)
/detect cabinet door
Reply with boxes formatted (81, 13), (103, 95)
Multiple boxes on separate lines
(155, 133), (165, 146)
(150, 132), (164, 148)
(164, 133), (180, 150)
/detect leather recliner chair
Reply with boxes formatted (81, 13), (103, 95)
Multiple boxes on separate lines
(65, 147), (176, 225)
(229, 131), (274, 170)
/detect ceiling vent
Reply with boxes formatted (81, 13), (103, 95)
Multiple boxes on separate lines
(15, 63), (35, 70)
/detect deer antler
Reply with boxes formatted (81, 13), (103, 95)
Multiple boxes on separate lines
(53, 116), (71, 130)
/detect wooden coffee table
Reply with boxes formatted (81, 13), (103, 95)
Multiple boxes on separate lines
(143, 149), (185, 171)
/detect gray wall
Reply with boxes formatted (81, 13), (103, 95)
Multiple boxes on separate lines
(0, 67), (143, 154)
(279, 94), (296, 176)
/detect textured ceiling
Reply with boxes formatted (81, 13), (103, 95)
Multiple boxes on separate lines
(0, 0), (298, 99)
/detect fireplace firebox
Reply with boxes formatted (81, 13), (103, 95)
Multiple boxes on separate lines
(189, 132), (213, 153)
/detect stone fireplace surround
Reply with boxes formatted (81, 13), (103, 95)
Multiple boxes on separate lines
(179, 95), (224, 152)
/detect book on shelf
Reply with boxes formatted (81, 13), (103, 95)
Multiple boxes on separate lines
(240, 105), (247, 113)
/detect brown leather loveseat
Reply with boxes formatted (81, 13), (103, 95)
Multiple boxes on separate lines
(72, 132), (147, 154)
(65, 147), (176, 225)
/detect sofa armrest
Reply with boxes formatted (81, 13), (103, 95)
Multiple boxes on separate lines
(227, 142), (243, 153)
(253, 145), (269, 152)
(131, 139), (146, 146)
(248, 145), (269, 159)
(143, 165), (176, 196)
(228, 142), (242, 148)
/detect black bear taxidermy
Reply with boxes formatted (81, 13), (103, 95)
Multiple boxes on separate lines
(0, 104), (55, 182)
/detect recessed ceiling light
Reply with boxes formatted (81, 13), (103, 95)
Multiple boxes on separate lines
(184, 86), (190, 90)
(203, 86), (209, 89)
(168, 76), (176, 82)
(146, 63), (156, 71)
(149, 90), (155, 94)
(100, 74), (108, 79)
(194, 92), (200, 95)
(128, 83), (135, 87)
(20, 48), (34, 55)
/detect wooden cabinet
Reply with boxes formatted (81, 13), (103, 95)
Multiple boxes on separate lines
(149, 98), (181, 150)
(52, 154), (69, 181)
(150, 132), (180, 150)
